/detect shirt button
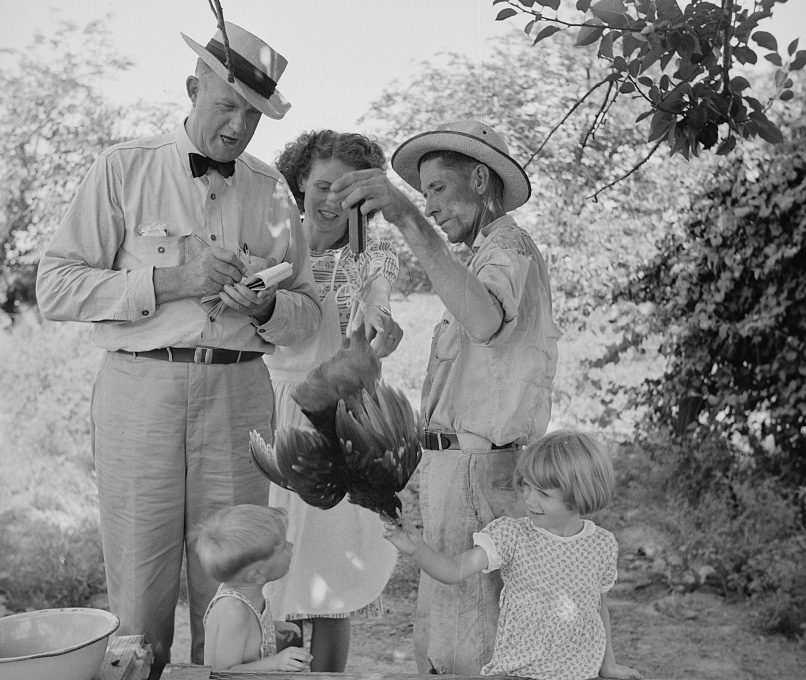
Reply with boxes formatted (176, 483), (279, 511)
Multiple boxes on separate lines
(210, 193), (216, 200)
(210, 234), (217, 241)
(157, 246), (165, 253)
(142, 310), (149, 316)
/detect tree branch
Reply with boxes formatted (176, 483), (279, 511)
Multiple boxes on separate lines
(523, 77), (612, 169)
(720, 0), (734, 96)
(587, 137), (664, 202)
(208, 0), (235, 83)
(579, 81), (615, 157)
(504, 1), (647, 33)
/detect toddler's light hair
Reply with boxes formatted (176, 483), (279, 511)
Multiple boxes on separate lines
(192, 504), (288, 583)
(514, 429), (614, 515)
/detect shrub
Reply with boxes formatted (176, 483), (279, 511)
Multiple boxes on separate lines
(0, 511), (106, 611)
(645, 433), (806, 639)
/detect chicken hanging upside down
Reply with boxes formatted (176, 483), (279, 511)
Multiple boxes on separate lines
(249, 329), (422, 526)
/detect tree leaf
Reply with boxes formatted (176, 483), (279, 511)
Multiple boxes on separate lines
(576, 0), (593, 11)
(749, 111), (783, 144)
(779, 90), (794, 102)
(620, 80), (636, 93)
(648, 110), (675, 142)
(752, 31), (778, 51)
(533, 25), (562, 45)
(576, 24), (605, 46)
(598, 31), (615, 59)
(791, 50), (806, 71)
(537, 0), (562, 10)
(591, 0), (628, 26)
(787, 38), (799, 56)
(495, 8), (518, 21)
(764, 53), (783, 66)
(715, 135), (736, 155)
(729, 76), (751, 93)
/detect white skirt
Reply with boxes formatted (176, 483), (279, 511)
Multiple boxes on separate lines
(264, 374), (397, 620)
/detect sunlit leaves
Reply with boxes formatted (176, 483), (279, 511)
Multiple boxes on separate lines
(493, 0), (801, 165)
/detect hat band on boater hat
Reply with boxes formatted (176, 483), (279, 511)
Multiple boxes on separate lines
(204, 39), (277, 99)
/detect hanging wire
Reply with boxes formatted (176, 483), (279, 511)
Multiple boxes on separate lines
(207, 0), (236, 83)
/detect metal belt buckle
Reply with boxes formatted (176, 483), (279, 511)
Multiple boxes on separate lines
(194, 348), (214, 364)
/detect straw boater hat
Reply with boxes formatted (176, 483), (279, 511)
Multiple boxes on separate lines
(182, 22), (291, 120)
(391, 119), (531, 211)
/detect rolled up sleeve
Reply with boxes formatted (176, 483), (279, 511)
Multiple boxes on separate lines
(36, 152), (156, 323)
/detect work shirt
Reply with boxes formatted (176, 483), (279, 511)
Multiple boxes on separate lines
(420, 215), (560, 446)
(36, 124), (320, 353)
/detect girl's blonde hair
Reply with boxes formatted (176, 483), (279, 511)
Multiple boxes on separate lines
(514, 430), (614, 515)
(192, 504), (288, 583)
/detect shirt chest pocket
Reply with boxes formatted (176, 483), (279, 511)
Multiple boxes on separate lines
(123, 233), (192, 269)
(434, 317), (462, 361)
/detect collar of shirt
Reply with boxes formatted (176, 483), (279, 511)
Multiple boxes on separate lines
(175, 121), (235, 186)
(470, 214), (517, 253)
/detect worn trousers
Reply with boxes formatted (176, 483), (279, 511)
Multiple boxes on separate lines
(415, 447), (526, 675)
(90, 351), (273, 673)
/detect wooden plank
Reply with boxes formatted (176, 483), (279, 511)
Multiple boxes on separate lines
(162, 668), (521, 680)
(98, 635), (153, 680)
(162, 665), (211, 679)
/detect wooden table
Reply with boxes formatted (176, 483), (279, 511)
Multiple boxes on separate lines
(98, 635), (152, 680)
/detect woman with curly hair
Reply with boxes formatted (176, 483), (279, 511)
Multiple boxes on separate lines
(264, 130), (403, 671)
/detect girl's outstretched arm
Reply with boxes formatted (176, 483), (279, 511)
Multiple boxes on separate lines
(384, 521), (489, 584)
(598, 594), (642, 679)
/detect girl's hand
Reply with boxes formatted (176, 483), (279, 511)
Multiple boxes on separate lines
(383, 519), (424, 556)
(273, 645), (312, 672)
(599, 661), (642, 679)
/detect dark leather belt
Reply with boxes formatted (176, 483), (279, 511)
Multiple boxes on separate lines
(422, 431), (516, 451)
(116, 347), (263, 364)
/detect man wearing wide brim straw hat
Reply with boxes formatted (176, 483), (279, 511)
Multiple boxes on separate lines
(36, 20), (320, 679)
(331, 119), (560, 675)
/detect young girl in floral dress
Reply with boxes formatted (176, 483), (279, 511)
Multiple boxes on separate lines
(385, 430), (642, 680)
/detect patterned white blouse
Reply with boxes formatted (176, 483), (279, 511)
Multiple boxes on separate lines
(473, 517), (618, 680)
(310, 230), (399, 335)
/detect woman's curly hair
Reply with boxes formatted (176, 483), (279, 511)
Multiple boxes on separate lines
(276, 130), (387, 213)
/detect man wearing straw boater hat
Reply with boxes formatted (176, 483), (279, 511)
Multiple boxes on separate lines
(331, 119), (560, 674)
(37, 22), (320, 677)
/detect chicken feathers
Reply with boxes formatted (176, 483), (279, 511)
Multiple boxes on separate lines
(248, 331), (421, 525)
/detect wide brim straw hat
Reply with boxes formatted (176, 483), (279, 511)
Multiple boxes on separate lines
(182, 21), (291, 120)
(391, 119), (531, 211)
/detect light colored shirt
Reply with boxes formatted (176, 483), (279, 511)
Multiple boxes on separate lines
(420, 215), (560, 445)
(474, 517), (617, 680)
(36, 124), (320, 353)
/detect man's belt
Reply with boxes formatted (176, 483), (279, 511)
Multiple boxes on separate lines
(116, 347), (263, 364)
(422, 431), (516, 451)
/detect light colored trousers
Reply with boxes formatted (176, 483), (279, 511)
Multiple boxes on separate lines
(90, 352), (272, 673)
(415, 447), (526, 675)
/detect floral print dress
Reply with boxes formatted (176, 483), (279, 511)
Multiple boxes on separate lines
(473, 517), (618, 680)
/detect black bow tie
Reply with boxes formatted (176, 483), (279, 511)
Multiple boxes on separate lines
(189, 153), (235, 179)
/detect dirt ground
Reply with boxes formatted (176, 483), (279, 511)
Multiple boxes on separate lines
(171, 479), (806, 679)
